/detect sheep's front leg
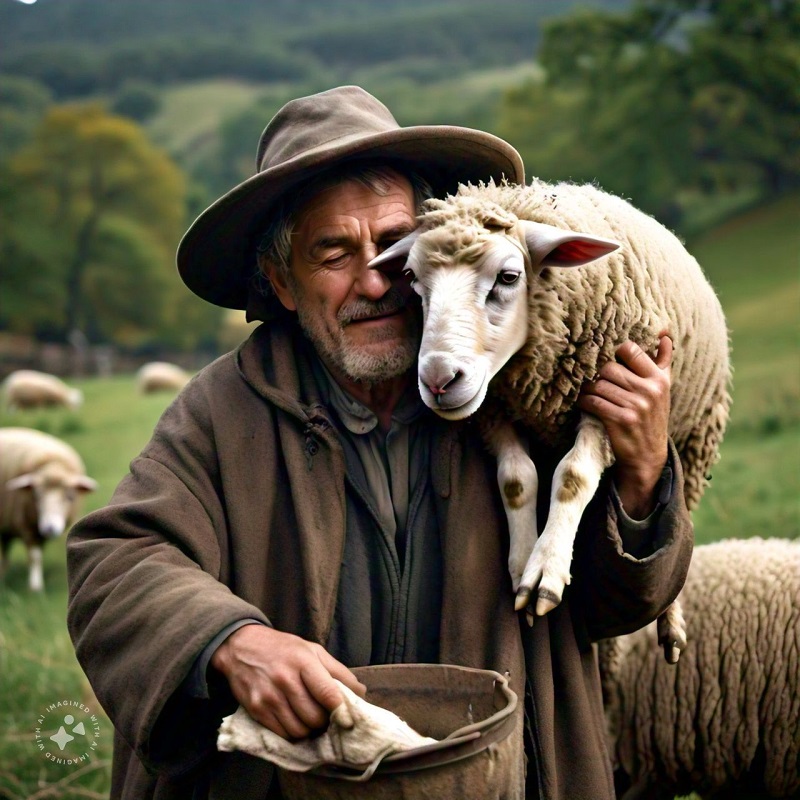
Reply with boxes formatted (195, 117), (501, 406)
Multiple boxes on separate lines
(483, 421), (539, 596)
(516, 413), (613, 617)
(28, 544), (44, 592)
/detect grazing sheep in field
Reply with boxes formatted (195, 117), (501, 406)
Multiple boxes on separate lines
(0, 427), (97, 591)
(599, 537), (800, 800)
(2, 370), (83, 411)
(136, 362), (191, 394)
(370, 179), (731, 660)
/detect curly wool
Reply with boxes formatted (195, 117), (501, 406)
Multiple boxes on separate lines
(0, 427), (88, 532)
(417, 180), (732, 509)
(600, 538), (800, 798)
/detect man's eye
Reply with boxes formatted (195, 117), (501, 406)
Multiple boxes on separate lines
(497, 270), (520, 286)
(324, 253), (348, 266)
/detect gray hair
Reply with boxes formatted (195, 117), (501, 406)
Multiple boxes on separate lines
(254, 161), (433, 292)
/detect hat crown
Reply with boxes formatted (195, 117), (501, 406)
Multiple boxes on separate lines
(257, 86), (400, 174)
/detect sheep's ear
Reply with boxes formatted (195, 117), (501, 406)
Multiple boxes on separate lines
(521, 220), (620, 268)
(73, 476), (98, 493)
(368, 229), (422, 269)
(6, 474), (37, 491)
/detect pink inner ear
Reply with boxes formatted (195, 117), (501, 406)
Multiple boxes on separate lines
(549, 240), (616, 265)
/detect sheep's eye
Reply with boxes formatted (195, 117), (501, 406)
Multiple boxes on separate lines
(497, 270), (520, 286)
(402, 268), (416, 281)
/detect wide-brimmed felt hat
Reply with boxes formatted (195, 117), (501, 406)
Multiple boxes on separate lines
(177, 85), (525, 310)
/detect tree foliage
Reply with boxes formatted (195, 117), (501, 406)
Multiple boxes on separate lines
(498, 0), (800, 228)
(0, 104), (221, 348)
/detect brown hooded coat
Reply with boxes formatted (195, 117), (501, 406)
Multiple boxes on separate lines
(66, 322), (693, 800)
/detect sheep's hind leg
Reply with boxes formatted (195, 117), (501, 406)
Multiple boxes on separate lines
(657, 598), (687, 664)
(483, 421), (539, 603)
(516, 413), (613, 617)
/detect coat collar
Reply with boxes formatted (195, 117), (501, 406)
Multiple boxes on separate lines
(235, 321), (329, 425)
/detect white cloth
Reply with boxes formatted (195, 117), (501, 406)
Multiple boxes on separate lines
(217, 681), (436, 773)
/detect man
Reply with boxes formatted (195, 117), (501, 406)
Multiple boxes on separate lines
(67, 86), (692, 799)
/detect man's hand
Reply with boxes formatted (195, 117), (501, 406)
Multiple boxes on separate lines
(210, 624), (367, 740)
(577, 335), (672, 518)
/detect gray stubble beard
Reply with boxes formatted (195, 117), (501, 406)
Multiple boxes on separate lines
(290, 282), (421, 385)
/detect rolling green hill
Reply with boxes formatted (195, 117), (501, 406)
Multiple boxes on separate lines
(0, 0), (630, 98)
(688, 193), (800, 543)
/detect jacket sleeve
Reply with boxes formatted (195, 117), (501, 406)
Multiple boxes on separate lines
(570, 439), (694, 641)
(66, 383), (271, 779)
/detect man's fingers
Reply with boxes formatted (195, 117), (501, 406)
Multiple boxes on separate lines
(284, 678), (333, 732)
(614, 336), (673, 376)
(654, 334), (673, 370)
(590, 361), (640, 393)
(301, 657), (348, 715)
(577, 392), (639, 427)
(317, 649), (367, 699)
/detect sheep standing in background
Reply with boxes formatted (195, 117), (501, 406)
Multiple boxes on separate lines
(599, 538), (800, 799)
(136, 361), (191, 394)
(370, 179), (731, 660)
(0, 427), (97, 591)
(2, 369), (83, 411)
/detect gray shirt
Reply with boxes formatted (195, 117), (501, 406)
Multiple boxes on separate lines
(312, 358), (443, 666)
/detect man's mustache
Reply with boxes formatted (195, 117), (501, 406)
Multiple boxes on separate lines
(338, 288), (409, 326)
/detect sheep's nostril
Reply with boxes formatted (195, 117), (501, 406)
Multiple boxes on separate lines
(427, 371), (462, 400)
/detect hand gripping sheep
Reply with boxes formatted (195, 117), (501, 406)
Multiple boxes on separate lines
(370, 180), (731, 662)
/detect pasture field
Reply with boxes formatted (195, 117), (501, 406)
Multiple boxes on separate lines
(0, 194), (797, 797)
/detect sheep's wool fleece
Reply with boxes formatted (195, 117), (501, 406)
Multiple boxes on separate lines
(0, 427), (88, 530)
(602, 538), (800, 797)
(417, 180), (732, 509)
(217, 681), (436, 773)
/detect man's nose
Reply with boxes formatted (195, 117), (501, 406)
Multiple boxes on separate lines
(354, 249), (391, 298)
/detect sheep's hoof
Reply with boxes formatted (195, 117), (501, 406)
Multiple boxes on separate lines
(665, 643), (681, 664)
(535, 590), (559, 617)
(515, 586), (559, 617)
(657, 606), (687, 664)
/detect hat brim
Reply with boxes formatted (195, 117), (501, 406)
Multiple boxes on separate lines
(177, 126), (525, 310)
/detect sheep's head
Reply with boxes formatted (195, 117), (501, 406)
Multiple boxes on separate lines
(369, 199), (619, 420)
(6, 462), (97, 538)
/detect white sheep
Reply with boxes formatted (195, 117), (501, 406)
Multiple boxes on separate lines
(2, 369), (83, 411)
(0, 427), (97, 591)
(136, 361), (191, 394)
(371, 179), (731, 660)
(598, 537), (800, 799)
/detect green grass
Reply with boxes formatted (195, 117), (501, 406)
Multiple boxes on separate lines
(688, 193), (800, 543)
(0, 194), (797, 795)
(0, 379), (176, 799)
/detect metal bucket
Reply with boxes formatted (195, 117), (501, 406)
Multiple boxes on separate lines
(277, 663), (524, 800)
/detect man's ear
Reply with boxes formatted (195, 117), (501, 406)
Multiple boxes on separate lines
(262, 259), (297, 312)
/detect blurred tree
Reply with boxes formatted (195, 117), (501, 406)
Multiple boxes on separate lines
(1, 103), (221, 349)
(498, 0), (800, 228)
(0, 75), (52, 164)
(111, 80), (162, 123)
